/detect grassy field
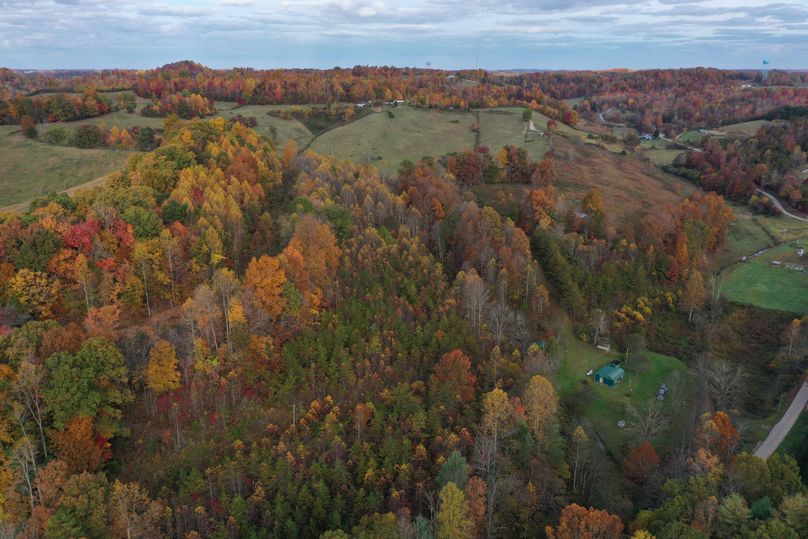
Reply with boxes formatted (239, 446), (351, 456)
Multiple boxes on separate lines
(213, 103), (315, 147)
(676, 130), (705, 146)
(722, 243), (808, 314)
(307, 104), (685, 221)
(478, 107), (625, 153)
(38, 111), (165, 134)
(677, 120), (770, 147)
(754, 213), (808, 244)
(714, 205), (776, 268)
(0, 126), (133, 208)
(310, 105), (477, 173)
(478, 109), (548, 160)
(716, 119), (771, 137)
(555, 322), (694, 457)
(642, 148), (684, 166)
(551, 135), (692, 222)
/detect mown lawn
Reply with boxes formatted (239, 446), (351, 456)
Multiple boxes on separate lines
(723, 244), (808, 314)
(555, 322), (694, 457)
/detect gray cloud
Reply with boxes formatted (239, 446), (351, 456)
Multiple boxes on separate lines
(0, 0), (805, 69)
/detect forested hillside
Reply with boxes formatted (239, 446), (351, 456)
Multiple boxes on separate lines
(1, 66), (808, 538)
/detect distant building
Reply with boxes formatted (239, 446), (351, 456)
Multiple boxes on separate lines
(640, 133), (653, 141)
(594, 364), (624, 387)
(798, 248), (804, 257)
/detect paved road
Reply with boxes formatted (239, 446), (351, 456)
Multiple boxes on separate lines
(754, 382), (808, 460)
(756, 188), (808, 222)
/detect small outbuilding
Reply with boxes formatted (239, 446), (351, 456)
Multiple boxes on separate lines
(594, 364), (625, 387)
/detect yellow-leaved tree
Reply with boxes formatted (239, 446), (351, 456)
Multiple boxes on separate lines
(436, 482), (474, 539)
(146, 339), (181, 394)
(245, 255), (287, 320)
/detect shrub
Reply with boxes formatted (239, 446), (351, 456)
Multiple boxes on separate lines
(72, 124), (103, 148)
(20, 115), (38, 138)
(42, 126), (70, 145)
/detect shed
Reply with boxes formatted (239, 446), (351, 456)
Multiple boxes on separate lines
(594, 364), (624, 387)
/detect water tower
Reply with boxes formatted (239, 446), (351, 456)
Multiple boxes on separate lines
(761, 59), (770, 81)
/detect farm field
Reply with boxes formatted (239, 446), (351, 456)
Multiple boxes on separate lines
(310, 105), (476, 173)
(722, 243), (808, 315)
(477, 109), (548, 160)
(716, 119), (772, 137)
(555, 322), (694, 457)
(0, 125), (132, 208)
(491, 106), (626, 153)
(677, 120), (772, 147)
(38, 110), (164, 134)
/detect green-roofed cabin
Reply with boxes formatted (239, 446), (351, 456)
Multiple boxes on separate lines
(594, 364), (624, 387)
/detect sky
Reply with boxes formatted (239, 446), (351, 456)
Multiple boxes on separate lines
(1, 0), (807, 70)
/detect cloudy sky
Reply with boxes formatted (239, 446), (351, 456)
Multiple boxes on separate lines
(1, 0), (806, 70)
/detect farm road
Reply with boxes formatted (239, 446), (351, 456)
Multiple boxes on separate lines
(754, 382), (808, 460)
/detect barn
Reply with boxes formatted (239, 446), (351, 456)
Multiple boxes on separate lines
(594, 364), (625, 387)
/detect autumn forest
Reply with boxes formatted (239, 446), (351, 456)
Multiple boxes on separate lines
(1, 60), (808, 539)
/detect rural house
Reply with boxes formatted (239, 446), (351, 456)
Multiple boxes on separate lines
(594, 364), (625, 387)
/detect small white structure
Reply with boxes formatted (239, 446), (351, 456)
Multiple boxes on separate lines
(772, 260), (782, 266)
(640, 133), (653, 141)
(798, 248), (804, 257)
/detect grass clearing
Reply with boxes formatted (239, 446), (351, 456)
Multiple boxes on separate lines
(38, 111), (165, 134)
(310, 106), (476, 174)
(551, 135), (693, 222)
(715, 205), (776, 268)
(716, 119), (771, 137)
(677, 130), (705, 146)
(643, 149), (684, 166)
(722, 243), (808, 314)
(478, 109), (548, 160)
(754, 213), (808, 244)
(214, 104), (315, 147)
(555, 322), (694, 457)
(0, 126), (132, 207)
